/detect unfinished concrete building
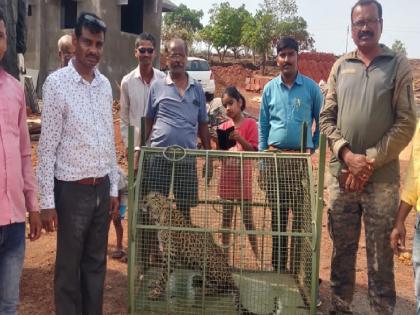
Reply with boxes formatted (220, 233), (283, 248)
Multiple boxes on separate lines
(25, 0), (176, 96)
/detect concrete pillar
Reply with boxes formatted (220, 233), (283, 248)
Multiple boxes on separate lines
(143, 0), (162, 69)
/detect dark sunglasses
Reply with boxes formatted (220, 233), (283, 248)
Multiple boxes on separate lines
(137, 47), (154, 54)
(83, 14), (107, 29)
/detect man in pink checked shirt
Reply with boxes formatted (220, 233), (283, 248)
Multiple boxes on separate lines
(0, 9), (42, 315)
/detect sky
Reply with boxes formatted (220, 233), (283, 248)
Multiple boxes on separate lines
(170, 0), (420, 58)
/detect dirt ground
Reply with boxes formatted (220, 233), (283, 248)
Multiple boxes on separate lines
(18, 61), (420, 314)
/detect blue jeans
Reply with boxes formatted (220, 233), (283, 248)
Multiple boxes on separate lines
(413, 213), (420, 315)
(0, 223), (26, 315)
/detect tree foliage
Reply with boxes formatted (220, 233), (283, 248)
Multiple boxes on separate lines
(204, 2), (251, 62)
(277, 16), (314, 50)
(197, 26), (214, 60)
(162, 4), (204, 45)
(391, 39), (407, 56)
(240, 0), (314, 73)
(261, 0), (297, 21)
(166, 0), (315, 69)
(241, 9), (277, 72)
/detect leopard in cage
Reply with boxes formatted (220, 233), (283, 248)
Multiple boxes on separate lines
(144, 192), (258, 315)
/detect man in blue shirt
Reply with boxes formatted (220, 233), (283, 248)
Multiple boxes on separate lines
(144, 38), (211, 224)
(258, 37), (323, 272)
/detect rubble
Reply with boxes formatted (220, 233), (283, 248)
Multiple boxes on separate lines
(211, 64), (253, 96)
(298, 52), (336, 83)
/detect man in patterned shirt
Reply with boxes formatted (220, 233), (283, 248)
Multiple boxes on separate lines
(37, 13), (119, 315)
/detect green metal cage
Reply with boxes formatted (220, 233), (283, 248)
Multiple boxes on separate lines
(127, 128), (326, 315)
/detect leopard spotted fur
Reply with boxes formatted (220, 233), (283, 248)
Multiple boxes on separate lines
(144, 192), (255, 315)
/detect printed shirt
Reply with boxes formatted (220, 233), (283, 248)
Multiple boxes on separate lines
(119, 66), (165, 148)
(37, 60), (119, 209)
(0, 67), (39, 226)
(145, 73), (208, 149)
(401, 122), (420, 212)
(258, 72), (322, 151)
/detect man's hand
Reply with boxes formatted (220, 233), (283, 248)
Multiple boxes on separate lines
(390, 221), (406, 256)
(346, 173), (363, 192)
(41, 208), (58, 232)
(110, 197), (120, 220)
(28, 211), (42, 241)
(390, 201), (413, 256)
(341, 148), (374, 177)
(340, 170), (369, 192)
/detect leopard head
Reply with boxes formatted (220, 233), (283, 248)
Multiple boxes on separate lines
(145, 192), (169, 224)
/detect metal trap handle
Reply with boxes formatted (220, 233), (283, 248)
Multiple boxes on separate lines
(162, 145), (187, 162)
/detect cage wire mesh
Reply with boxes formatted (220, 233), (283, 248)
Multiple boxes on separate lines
(128, 144), (325, 315)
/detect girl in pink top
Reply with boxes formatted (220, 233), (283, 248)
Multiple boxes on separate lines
(218, 86), (259, 259)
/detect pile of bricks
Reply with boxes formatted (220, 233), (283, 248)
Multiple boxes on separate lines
(245, 75), (272, 92)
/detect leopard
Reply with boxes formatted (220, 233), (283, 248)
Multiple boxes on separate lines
(143, 191), (256, 315)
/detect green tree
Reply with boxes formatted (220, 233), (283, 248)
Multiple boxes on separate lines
(162, 4), (204, 46)
(241, 9), (278, 74)
(391, 39), (407, 56)
(241, 0), (314, 73)
(277, 16), (314, 50)
(206, 2), (251, 62)
(262, 0), (297, 20)
(241, 15), (258, 63)
(206, 3), (229, 62)
(231, 5), (252, 59)
(197, 25), (213, 61)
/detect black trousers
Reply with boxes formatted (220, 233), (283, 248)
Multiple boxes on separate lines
(54, 177), (111, 315)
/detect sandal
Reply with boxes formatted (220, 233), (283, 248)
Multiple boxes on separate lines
(111, 249), (126, 259)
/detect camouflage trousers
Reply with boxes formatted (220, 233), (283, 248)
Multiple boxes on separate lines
(327, 176), (399, 315)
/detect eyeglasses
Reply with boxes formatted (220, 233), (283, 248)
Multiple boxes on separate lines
(352, 18), (381, 29)
(138, 47), (154, 54)
(168, 54), (185, 60)
(83, 14), (107, 30)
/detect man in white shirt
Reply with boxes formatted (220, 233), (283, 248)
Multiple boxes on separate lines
(37, 12), (119, 315)
(120, 32), (165, 149)
(118, 33), (165, 263)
